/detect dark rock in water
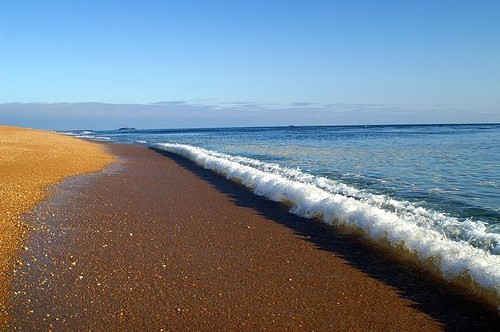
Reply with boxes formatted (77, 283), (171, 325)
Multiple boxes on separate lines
(118, 127), (137, 131)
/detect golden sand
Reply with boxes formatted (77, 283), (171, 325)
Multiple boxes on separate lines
(0, 126), (114, 323)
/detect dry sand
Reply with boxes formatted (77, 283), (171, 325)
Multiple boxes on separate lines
(0, 126), (114, 325)
(6, 143), (499, 330)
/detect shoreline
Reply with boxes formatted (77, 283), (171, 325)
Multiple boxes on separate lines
(6, 142), (499, 330)
(154, 147), (500, 315)
(0, 126), (115, 326)
(156, 142), (500, 309)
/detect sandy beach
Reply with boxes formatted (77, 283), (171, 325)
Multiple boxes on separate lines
(3, 139), (498, 330)
(0, 126), (114, 326)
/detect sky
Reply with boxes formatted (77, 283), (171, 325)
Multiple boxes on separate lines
(1, 0), (499, 129)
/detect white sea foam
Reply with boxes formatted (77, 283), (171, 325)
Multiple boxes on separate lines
(157, 143), (500, 298)
(59, 130), (94, 137)
(77, 135), (111, 141)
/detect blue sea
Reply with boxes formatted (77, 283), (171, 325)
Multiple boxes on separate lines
(65, 124), (500, 303)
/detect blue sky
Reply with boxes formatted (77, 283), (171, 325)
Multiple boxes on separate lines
(1, 0), (499, 129)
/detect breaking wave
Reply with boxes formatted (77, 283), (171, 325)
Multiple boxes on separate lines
(157, 143), (500, 304)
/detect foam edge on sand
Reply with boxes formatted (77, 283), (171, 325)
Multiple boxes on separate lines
(0, 126), (115, 325)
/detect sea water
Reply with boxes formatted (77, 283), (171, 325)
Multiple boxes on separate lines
(65, 124), (500, 302)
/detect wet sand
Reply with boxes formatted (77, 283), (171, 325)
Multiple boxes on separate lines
(0, 126), (114, 326)
(6, 143), (500, 330)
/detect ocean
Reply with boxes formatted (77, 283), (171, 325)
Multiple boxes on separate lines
(65, 124), (500, 304)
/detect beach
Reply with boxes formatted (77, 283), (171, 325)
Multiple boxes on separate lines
(2, 133), (499, 330)
(0, 126), (114, 326)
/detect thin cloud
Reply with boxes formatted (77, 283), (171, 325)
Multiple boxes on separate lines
(290, 102), (318, 107)
(1, 101), (496, 130)
(151, 101), (188, 106)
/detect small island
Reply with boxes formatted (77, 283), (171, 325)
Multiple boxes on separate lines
(118, 127), (137, 131)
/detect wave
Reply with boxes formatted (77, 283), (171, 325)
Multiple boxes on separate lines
(75, 135), (110, 141)
(59, 130), (94, 136)
(63, 131), (112, 141)
(156, 143), (500, 304)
